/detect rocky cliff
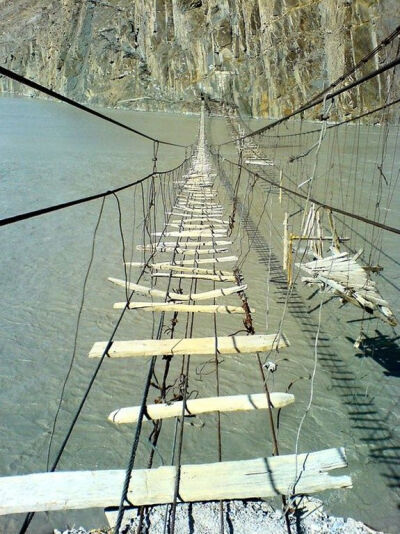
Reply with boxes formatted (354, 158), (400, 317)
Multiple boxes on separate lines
(0, 0), (399, 117)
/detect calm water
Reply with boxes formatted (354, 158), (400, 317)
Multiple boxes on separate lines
(0, 97), (399, 533)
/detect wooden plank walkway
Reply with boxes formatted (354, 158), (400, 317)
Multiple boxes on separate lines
(89, 333), (289, 359)
(0, 102), (351, 519)
(0, 449), (351, 515)
(108, 278), (247, 301)
(108, 392), (295, 423)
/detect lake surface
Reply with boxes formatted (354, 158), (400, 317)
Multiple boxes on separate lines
(0, 96), (399, 533)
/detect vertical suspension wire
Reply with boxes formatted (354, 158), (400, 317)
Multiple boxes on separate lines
(45, 197), (106, 472)
(112, 192), (129, 303)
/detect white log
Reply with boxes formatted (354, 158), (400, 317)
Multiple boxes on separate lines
(173, 223), (228, 230)
(135, 241), (232, 250)
(155, 256), (238, 266)
(108, 277), (246, 301)
(144, 264), (233, 276)
(136, 247), (229, 255)
(0, 448), (351, 514)
(113, 302), (252, 313)
(88, 333), (289, 359)
(173, 248), (229, 255)
(172, 218), (228, 224)
(152, 231), (227, 238)
(128, 256), (238, 267)
(172, 207), (222, 214)
(167, 213), (223, 220)
(109, 392), (295, 423)
(151, 273), (236, 282)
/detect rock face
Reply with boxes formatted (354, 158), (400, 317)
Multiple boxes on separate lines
(0, 0), (399, 117)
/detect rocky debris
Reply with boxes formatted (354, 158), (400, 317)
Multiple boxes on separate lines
(55, 498), (384, 534)
(0, 1), (399, 117)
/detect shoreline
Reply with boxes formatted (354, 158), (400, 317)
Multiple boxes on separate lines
(56, 498), (385, 534)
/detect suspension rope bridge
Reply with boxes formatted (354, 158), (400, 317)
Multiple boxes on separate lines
(0, 104), (352, 534)
(0, 27), (399, 533)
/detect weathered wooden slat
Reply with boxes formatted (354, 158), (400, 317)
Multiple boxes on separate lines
(113, 302), (252, 313)
(168, 212), (224, 219)
(108, 277), (246, 301)
(152, 231), (227, 238)
(109, 392), (294, 423)
(172, 218), (227, 224)
(174, 248), (229, 255)
(89, 332), (289, 359)
(152, 256), (238, 266)
(162, 241), (232, 248)
(136, 247), (229, 254)
(136, 240), (231, 250)
(152, 273), (236, 282)
(177, 192), (216, 196)
(178, 196), (217, 201)
(168, 223), (228, 230)
(159, 265), (232, 275)
(177, 200), (221, 206)
(0, 448), (351, 514)
(173, 209), (223, 216)
(179, 248), (229, 255)
(127, 264), (233, 276)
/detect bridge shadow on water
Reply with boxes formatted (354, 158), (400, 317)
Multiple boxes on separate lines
(217, 159), (400, 514)
(348, 330), (400, 378)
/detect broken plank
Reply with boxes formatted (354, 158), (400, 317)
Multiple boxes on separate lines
(152, 231), (227, 238)
(89, 332), (289, 359)
(172, 218), (228, 224)
(139, 264), (233, 276)
(109, 392), (294, 423)
(108, 277), (246, 301)
(135, 240), (231, 250)
(113, 302), (252, 314)
(135, 247), (229, 255)
(151, 273), (236, 282)
(0, 448), (351, 514)
(173, 248), (229, 255)
(152, 256), (238, 266)
(173, 224), (228, 230)
(167, 224), (227, 230)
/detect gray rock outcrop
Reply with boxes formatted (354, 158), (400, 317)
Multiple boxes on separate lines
(0, 0), (399, 117)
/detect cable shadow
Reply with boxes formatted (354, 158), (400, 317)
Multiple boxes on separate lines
(347, 329), (400, 377)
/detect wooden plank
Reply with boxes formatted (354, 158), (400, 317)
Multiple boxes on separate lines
(108, 277), (247, 301)
(174, 248), (229, 255)
(177, 201), (221, 207)
(0, 448), (351, 514)
(163, 240), (231, 247)
(171, 218), (228, 224)
(108, 392), (294, 423)
(89, 332), (289, 359)
(168, 213), (224, 220)
(177, 195), (216, 199)
(113, 302), (252, 313)
(152, 231), (227, 238)
(173, 209), (223, 215)
(131, 264), (233, 276)
(136, 240), (231, 250)
(127, 257), (237, 267)
(136, 247), (229, 254)
(170, 223), (228, 230)
(152, 256), (238, 266)
(152, 273), (236, 282)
